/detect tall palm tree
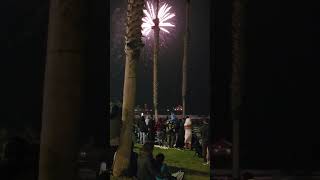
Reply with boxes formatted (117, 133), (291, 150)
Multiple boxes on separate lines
(112, 0), (144, 176)
(231, 0), (247, 179)
(38, 0), (88, 180)
(182, 0), (190, 117)
(153, 0), (160, 122)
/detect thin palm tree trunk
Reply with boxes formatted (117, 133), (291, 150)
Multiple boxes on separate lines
(38, 0), (88, 180)
(231, 0), (246, 179)
(182, 0), (190, 117)
(112, 0), (144, 176)
(153, 0), (160, 122)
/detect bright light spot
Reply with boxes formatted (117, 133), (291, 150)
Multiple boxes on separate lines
(142, 1), (175, 37)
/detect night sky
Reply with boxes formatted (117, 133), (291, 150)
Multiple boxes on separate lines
(110, 0), (210, 115)
(213, 1), (320, 168)
(0, 0), (49, 131)
(1, 0), (320, 169)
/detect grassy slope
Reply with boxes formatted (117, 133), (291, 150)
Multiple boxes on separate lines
(134, 144), (210, 180)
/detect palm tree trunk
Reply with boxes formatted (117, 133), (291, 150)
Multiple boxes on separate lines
(112, 0), (144, 177)
(231, 0), (246, 179)
(182, 0), (190, 118)
(38, 0), (88, 180)
(153, 0), (160, 122)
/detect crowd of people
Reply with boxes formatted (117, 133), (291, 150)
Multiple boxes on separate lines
(135, 112), (210, 165)
(107, 104), (210, 179)
(101, 142), (183, 180)
(135, 113), (195, 150)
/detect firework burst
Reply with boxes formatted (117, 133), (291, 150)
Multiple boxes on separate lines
(142, 1), (175, 37)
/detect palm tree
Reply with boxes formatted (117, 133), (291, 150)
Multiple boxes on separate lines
(182, 0), (190, 117)
(153, 0), (160, 122)
(38, 1), (88, 180)
(112, 0), (144, 177)
(231, 0), (247, 179)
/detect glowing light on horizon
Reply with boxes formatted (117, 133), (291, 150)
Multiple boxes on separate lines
(142, 1), (175, 37)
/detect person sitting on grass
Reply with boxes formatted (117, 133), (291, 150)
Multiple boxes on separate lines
(155, 153), (173, 180)
(137, 142), (161, 180)
(122, 142), (138, 178)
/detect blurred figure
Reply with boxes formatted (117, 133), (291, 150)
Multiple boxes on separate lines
(242, 172), (254, 180)
(155, 118), (164, 145)
(165, 119), (175, 148)
(176, 119), (185, 149)
(173, 117), (180, 147)
(110, 104), (122, 170)
(184, 116), (192, 150)
(138, 116), (148, 144)
(170, 112), (176, 121)
(155, 153), (171, 180)
(145, 115), (150, 127)
(122, 143), (138, 178)
(200, 118), (209, 162)
(137, 142), (160, 180)
(147, 116), (156, 142)
(98, 161), (108, 179)
(2, 136), (33, 179)
(0, 128), (8, 160)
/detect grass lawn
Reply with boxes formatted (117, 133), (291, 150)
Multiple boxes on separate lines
(134, 144), (210, 180)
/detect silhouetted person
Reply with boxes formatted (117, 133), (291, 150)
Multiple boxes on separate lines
(147, 116), (156, 142)
(2, 136), (33, 179)
(122, 143), (138, 178)
(200, 119), (209, 162)
(242, 172), (254, 180)
(176, 118), (185, 148)
(0, 128), (8, 160)
(155, 118), (164, 145)
(173, 117), (180, 147)
(97, 160), (108, 180)
(165, 119), (175, 147)
(137, 142), (160, 180)
(155, 153), (172, 180)
(110, 104), (122, 170)
(138, 116), (148, 144)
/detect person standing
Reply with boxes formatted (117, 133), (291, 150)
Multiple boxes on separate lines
(98, 160), (108, 180)
(155, 118), (163, 145)
(173, 117), (180, 148)
(184, 116), (192, 150)
(145, 115), (150, 127)
(138, 116), (148, 144)
(166, 119), (175, 148)
(176, 119), (185, 149)
(160, 120), (166, 146)
(147, 116), (156, 143)
(110, 104), (121, 170)
(0, 128), (8, 160)
(200, 119), (209, 163)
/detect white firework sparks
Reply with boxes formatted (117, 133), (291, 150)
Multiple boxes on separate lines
(142, 1), (175, 37)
